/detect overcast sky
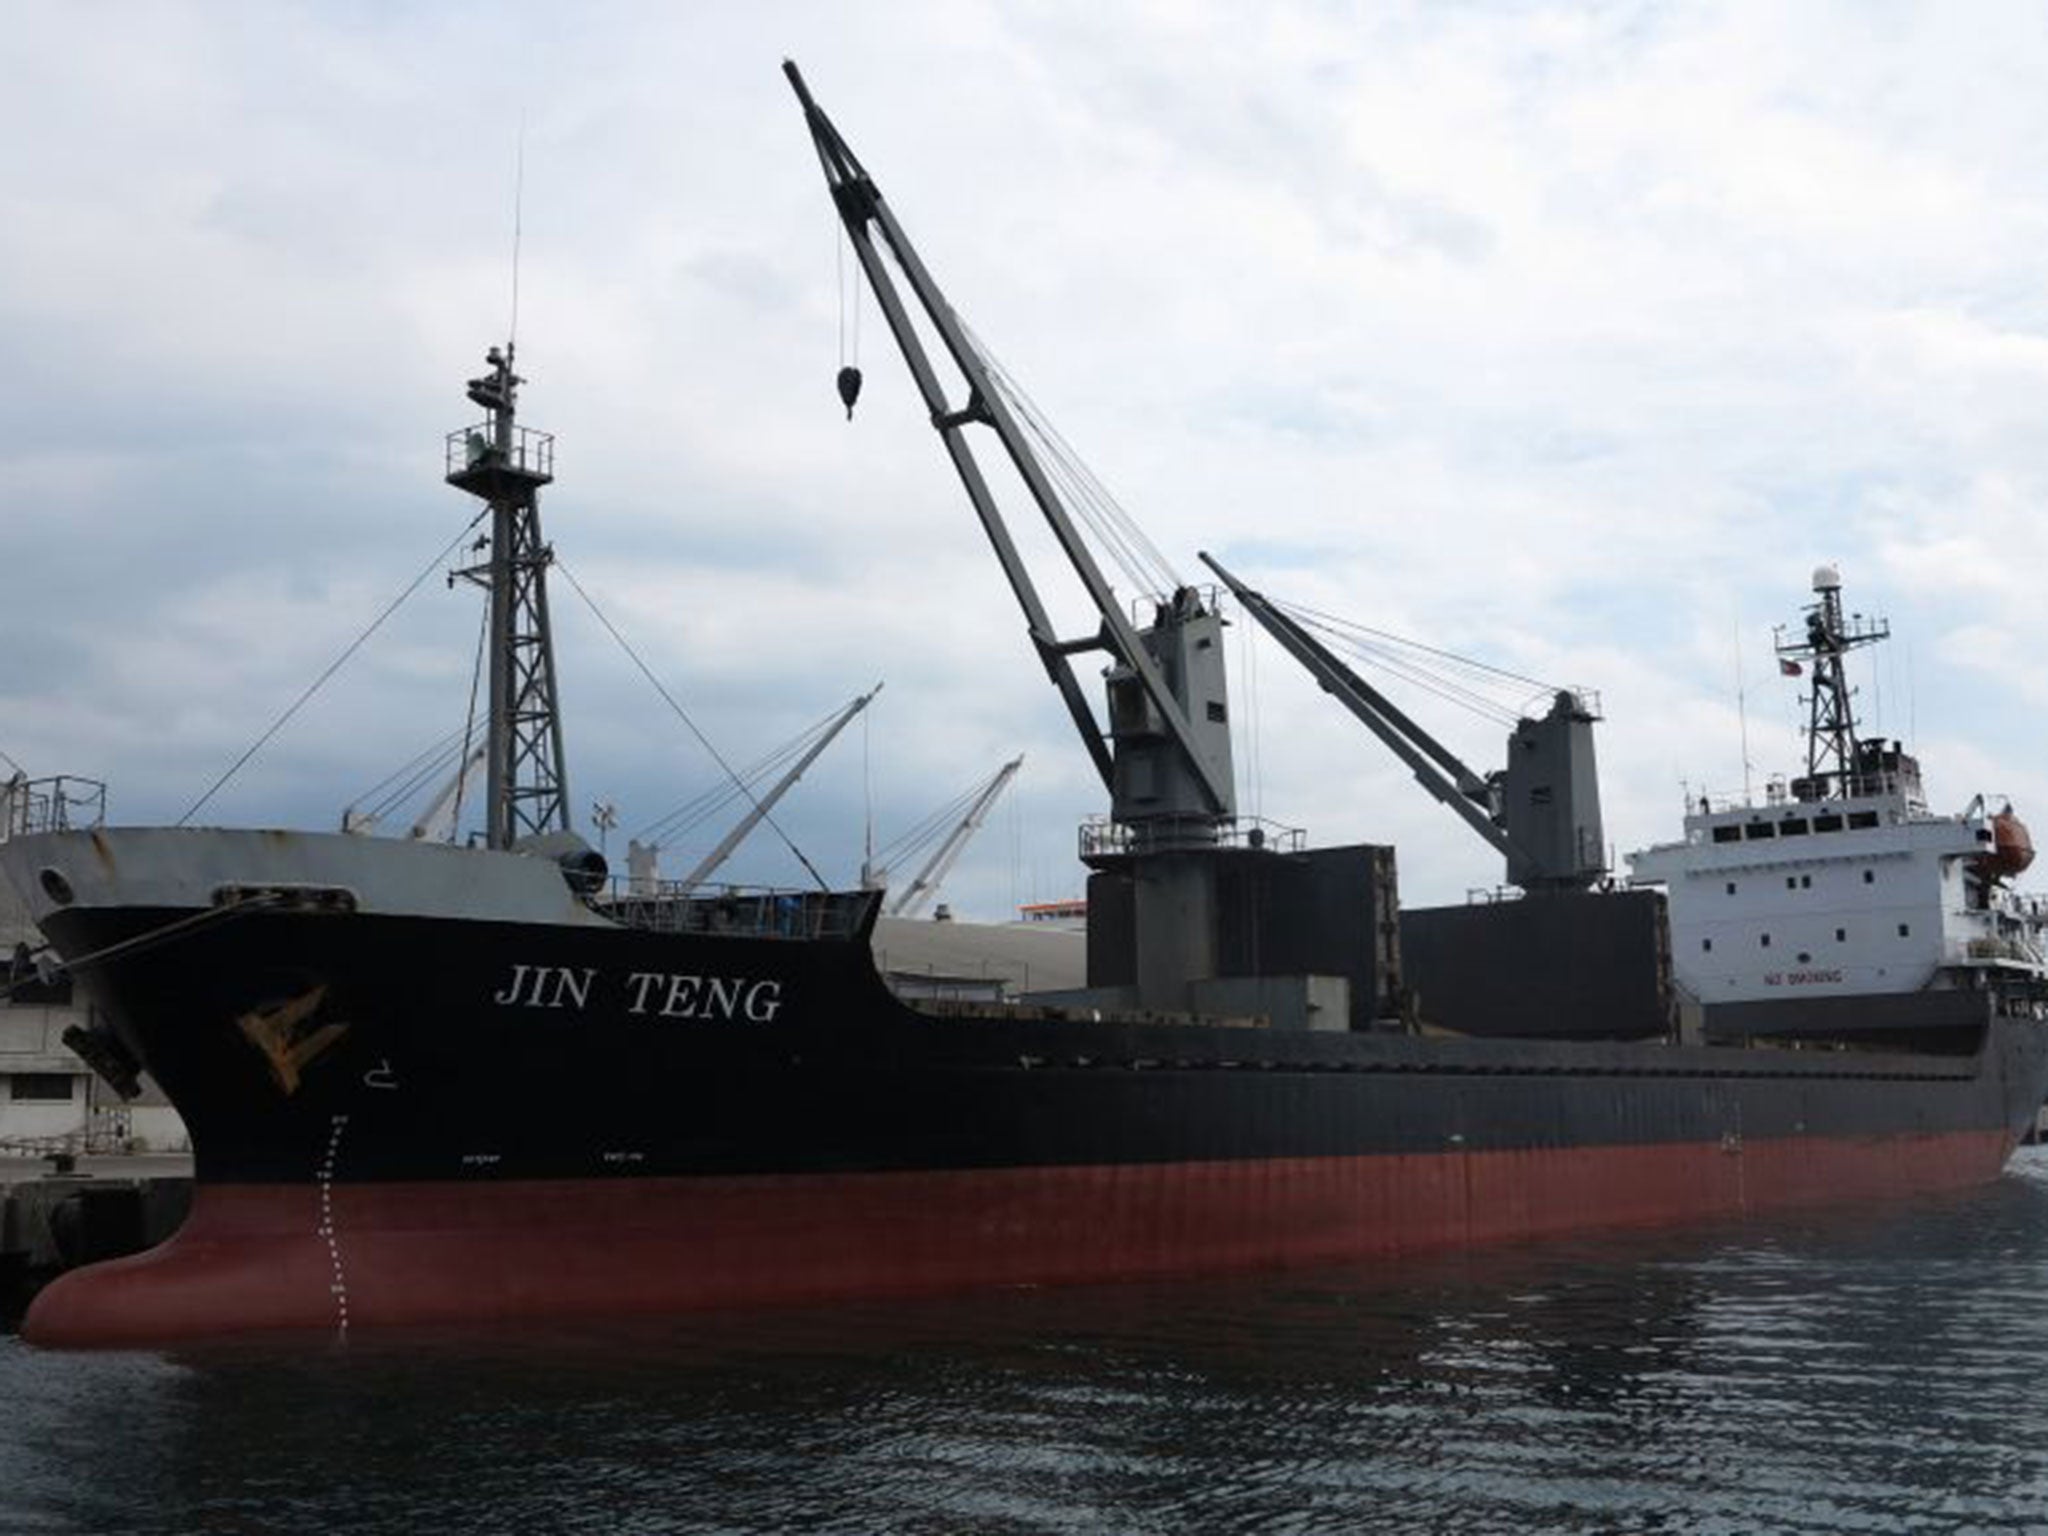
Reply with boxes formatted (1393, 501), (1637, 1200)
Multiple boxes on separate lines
(5, 1), (2047, 918)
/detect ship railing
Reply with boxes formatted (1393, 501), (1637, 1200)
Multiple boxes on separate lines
(0, 776), (107, 842)
(1078, 815), (1307, 861)
(0, 1124), (138, 1160)
(444, 422), (555, 481)
(1685, 789), (1754, 817)
(1463, 885), (1521, 905)
(1959, 935), (2046, 968)
(594, 883), (878, 941)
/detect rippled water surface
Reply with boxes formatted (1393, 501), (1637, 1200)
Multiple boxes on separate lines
(11, 1152), (2048, 1534)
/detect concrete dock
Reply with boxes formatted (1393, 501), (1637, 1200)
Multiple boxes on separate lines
(0, 1153), (192, 1330)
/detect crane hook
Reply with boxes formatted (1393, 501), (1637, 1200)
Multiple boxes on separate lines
(836, 365), (863, 420)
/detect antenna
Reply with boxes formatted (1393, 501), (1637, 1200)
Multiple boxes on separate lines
(1908, 636), (1917, 753)
(508, 113), (527, 352)
(861, 693), (874, 885)
(1734, 601), (1752, 804)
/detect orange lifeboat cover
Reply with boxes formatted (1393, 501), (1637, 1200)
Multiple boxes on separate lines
(1983, 809), (2036, 880)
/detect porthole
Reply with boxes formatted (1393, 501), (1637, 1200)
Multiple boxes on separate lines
(37, 868), (74, 906)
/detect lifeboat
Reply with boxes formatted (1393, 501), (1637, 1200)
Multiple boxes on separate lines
(1979, 807), (2036, 881)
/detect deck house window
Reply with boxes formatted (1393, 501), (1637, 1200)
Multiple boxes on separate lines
(9, 1074), (72, 1102)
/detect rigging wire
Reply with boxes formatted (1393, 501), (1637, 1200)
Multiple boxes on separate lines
(177, 509), (490, 828)
(633, 703), (849, 847)
(345, 727), (471, 827)
(1237, 601), (1264, 823)
(960, 321), (1181, 598)
(1276, 601), (1561, 730)
(637, 742), (786, 846)
(835, 226), (862, 374)
(1005, 383), (1175, 595)
(450, 589), (491, 840)
(861, 693), (874, 881)
(1303, 626), (1524, 728)
(344, 722), (468, 812)
(867, 770), (998, 871)
(1281, 599), (1555, 696)
(552, 558), (831, 892)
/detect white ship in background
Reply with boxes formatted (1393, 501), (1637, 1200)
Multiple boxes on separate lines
(1630, 565), (2048, 1045)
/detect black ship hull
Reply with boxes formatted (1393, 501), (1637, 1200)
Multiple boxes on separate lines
(14, 827), (2047, 1346)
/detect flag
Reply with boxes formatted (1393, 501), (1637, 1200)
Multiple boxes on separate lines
(1779, 658), (1803, 677)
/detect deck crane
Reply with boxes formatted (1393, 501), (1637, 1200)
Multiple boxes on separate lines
(407, 743), (487, 843)
(672, 682), (882, 891)
(870, 755), (1025, 918)
(1198, 553), (1607, 893)
(787, 63), (1243, 1007)
(340, 734), (486, 843)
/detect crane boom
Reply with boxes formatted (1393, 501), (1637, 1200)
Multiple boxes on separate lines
(888, 755), (1024, 918)
(783, 61), (1232, 827)
(408, 743), (487, 842)
(1198, 552), (1519, 865)
(1199, 553), (1606, 892)
(677, 682), (882, 889)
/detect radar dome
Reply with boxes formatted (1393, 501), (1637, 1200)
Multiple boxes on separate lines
(1812, 563), (1842, 593)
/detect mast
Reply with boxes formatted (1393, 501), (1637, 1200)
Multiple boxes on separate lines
(1776, 564), (1889, 802)
(446, 345), (570, 849)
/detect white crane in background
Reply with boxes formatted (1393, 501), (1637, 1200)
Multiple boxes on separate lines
(866, 755), (1024, 918)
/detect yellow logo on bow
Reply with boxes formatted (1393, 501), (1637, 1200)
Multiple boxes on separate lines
(237, 985), (349, 1096)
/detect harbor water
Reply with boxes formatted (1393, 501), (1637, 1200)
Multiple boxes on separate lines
(8, 1150), (2048, 1534)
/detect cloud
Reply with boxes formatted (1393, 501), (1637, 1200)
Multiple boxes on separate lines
(4, 1), (2047, 920)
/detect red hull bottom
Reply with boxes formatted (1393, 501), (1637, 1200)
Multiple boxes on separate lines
(24, 1130), (2016, 1347)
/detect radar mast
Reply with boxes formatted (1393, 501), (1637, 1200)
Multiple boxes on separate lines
(446, 345), (570, 849)
(1776, 564), (1890, 803)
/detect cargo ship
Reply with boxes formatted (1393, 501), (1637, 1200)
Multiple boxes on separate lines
(2, 68), (2044, 1347)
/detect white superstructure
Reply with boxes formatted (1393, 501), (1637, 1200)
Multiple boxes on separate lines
(1628, 567), (2046, 1011)
(1630, 774), (2044, 1006)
